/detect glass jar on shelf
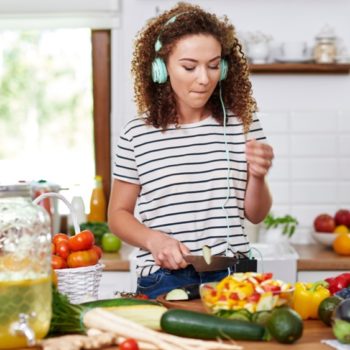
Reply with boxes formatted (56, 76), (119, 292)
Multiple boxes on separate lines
(313, 25), (338, 63)
(0, 184), (52, 348)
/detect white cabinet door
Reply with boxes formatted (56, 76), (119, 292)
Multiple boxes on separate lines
(99, 271), (135, 299)
(298, 271), (348, 282)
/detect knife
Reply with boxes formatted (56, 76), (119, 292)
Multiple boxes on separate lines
(184, 254), (257, 272)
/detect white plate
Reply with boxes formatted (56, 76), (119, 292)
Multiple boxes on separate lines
(275, 56), (313, 63)
(311, 231), (337, 247)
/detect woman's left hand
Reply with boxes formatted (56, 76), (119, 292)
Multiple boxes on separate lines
(245, 139), (274, 179)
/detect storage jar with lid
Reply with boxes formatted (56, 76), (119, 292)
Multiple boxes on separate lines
(0, 184), (52, 348)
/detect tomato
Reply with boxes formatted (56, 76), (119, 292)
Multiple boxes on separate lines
(52, 233), (69, 246)
(55, 241), (70, 259)
(68, 230), (95, 251)
(91, 245), (103, 259)
(135, 293), (149, 300)
(51, 255), (67, 269)
(51, 243), (56, 254)
(67, 249), (99, 268)
(119, 338), (139, 350)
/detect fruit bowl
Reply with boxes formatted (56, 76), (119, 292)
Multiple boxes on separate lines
(311, 231), (337, 247)
(200, 272), (294, 314)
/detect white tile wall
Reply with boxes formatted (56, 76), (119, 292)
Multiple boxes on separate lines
(260, 110), (350, 240)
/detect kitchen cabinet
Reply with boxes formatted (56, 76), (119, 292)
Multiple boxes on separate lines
(250, 63), (350, 74)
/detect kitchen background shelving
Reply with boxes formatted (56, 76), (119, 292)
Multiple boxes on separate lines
(249, 63), (350, 74)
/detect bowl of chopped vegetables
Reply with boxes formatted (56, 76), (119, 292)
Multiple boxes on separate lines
(200, 272), (294, 315)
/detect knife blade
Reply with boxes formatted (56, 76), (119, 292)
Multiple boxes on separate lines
(184, 254), (238, 272)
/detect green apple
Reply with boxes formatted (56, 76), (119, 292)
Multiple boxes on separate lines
(101, 233), (122, 253)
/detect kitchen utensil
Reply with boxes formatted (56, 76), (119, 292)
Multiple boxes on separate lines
(0, 184), (52, 348)
(184, 254), (257, 272)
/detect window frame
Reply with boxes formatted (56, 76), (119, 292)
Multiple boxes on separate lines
(91, 29), (111, 204)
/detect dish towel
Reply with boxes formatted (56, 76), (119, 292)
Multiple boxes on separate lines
(322, 340), (350, 350)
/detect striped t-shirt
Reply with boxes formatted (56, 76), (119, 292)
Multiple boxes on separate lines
(113, 114), (266, 277)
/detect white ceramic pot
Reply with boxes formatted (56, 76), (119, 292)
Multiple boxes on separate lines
(259, 227), (290, 243)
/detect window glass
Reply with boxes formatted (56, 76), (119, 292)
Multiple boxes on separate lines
(0, 29), (94, 213)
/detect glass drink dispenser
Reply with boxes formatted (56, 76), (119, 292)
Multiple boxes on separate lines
(0, 184), (52, 348)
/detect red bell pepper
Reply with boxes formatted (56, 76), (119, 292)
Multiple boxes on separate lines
(325, 273), (350, 294)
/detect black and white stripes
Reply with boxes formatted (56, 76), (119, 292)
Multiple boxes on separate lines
(113, 114), (265, 277)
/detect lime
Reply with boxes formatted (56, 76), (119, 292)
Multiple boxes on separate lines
(101, 233), (122, 253)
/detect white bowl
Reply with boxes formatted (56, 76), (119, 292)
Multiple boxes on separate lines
(311, 231), (337, 247)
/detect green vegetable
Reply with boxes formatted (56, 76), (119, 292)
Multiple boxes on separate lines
(266, 307), (303, 344)
(251, 310), (272, 326)
(160, 309), (269, 341)
(332, 299), (350, 343)
(318, 296), (342, 326)
(215, 308), (252, 322)
(49, 287), (164, 335)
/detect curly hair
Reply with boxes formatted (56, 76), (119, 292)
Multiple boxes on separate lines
(131, 2), (257, 132)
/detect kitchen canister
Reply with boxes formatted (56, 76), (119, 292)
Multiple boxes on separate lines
(0, 184), (52, 348)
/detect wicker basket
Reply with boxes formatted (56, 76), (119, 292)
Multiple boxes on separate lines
(55, 263), (104, 304)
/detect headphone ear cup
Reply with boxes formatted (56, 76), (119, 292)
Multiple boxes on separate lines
(152, 57), (168, 84)
(220, 59), (228, 81)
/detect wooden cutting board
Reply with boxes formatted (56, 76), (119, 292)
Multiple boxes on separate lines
(156, 295), (207, 313)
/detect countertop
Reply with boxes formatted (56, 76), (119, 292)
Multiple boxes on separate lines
(100, 243), (350, 272)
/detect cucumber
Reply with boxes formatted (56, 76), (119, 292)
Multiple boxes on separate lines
(165, 284), (200, 301)
(161, 309), (269, 341)
(80, 297), (160, 308)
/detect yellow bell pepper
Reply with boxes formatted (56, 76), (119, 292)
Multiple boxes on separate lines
(292, 280), (330, 320)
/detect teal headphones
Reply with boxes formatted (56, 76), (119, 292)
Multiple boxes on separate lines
(151, 14), (229, 84)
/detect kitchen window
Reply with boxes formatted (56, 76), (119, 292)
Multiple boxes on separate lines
(0, 0), (116, 217)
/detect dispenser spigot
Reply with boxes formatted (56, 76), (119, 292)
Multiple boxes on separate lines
(11, 313), (36, 346)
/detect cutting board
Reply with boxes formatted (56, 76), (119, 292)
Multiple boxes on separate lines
(156, 295), (207, 313)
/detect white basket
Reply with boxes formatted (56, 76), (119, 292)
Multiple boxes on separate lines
(55, 263), (104, 304)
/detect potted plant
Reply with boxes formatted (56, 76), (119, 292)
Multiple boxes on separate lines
(259, 213), (299, 243)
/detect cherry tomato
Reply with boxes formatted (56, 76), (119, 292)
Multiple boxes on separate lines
(55, 240), (70, 259)
(67, 249), (99, 268)
(119, 338), (139, 350)
(52, 233), (69, 246)
(135, 293), (149, 300)
(68, 230), (95, 251)
(51, 255), (67, 269)
(91, 245), (103, 259)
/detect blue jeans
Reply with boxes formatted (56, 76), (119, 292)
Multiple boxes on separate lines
(136, 265), (229, 299)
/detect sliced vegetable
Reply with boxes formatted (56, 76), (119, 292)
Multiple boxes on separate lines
(160, 308), (269, 341)
(165, 284), (200, 301)
(215, 308), (252, 322)
(202, 245), (212, 265)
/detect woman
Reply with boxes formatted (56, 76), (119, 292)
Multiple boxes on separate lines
(108, 2), (274, 299)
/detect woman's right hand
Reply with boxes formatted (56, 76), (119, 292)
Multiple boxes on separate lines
(148, 231), (190, 270)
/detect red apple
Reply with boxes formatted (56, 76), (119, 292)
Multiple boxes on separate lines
(334, 209), (350, 227)
(313, 214), (336, 233)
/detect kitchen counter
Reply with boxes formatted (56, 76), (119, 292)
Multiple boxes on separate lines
(100, 243), (350, 272)
(293, 244), (350, 271)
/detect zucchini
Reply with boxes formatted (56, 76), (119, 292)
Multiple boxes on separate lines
(81, 297), (160, 308)
(165, 284), (200, 301)
(161, 309), (269, 341)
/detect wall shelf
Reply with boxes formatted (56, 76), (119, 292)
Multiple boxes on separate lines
(249, 63), (350, 74)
